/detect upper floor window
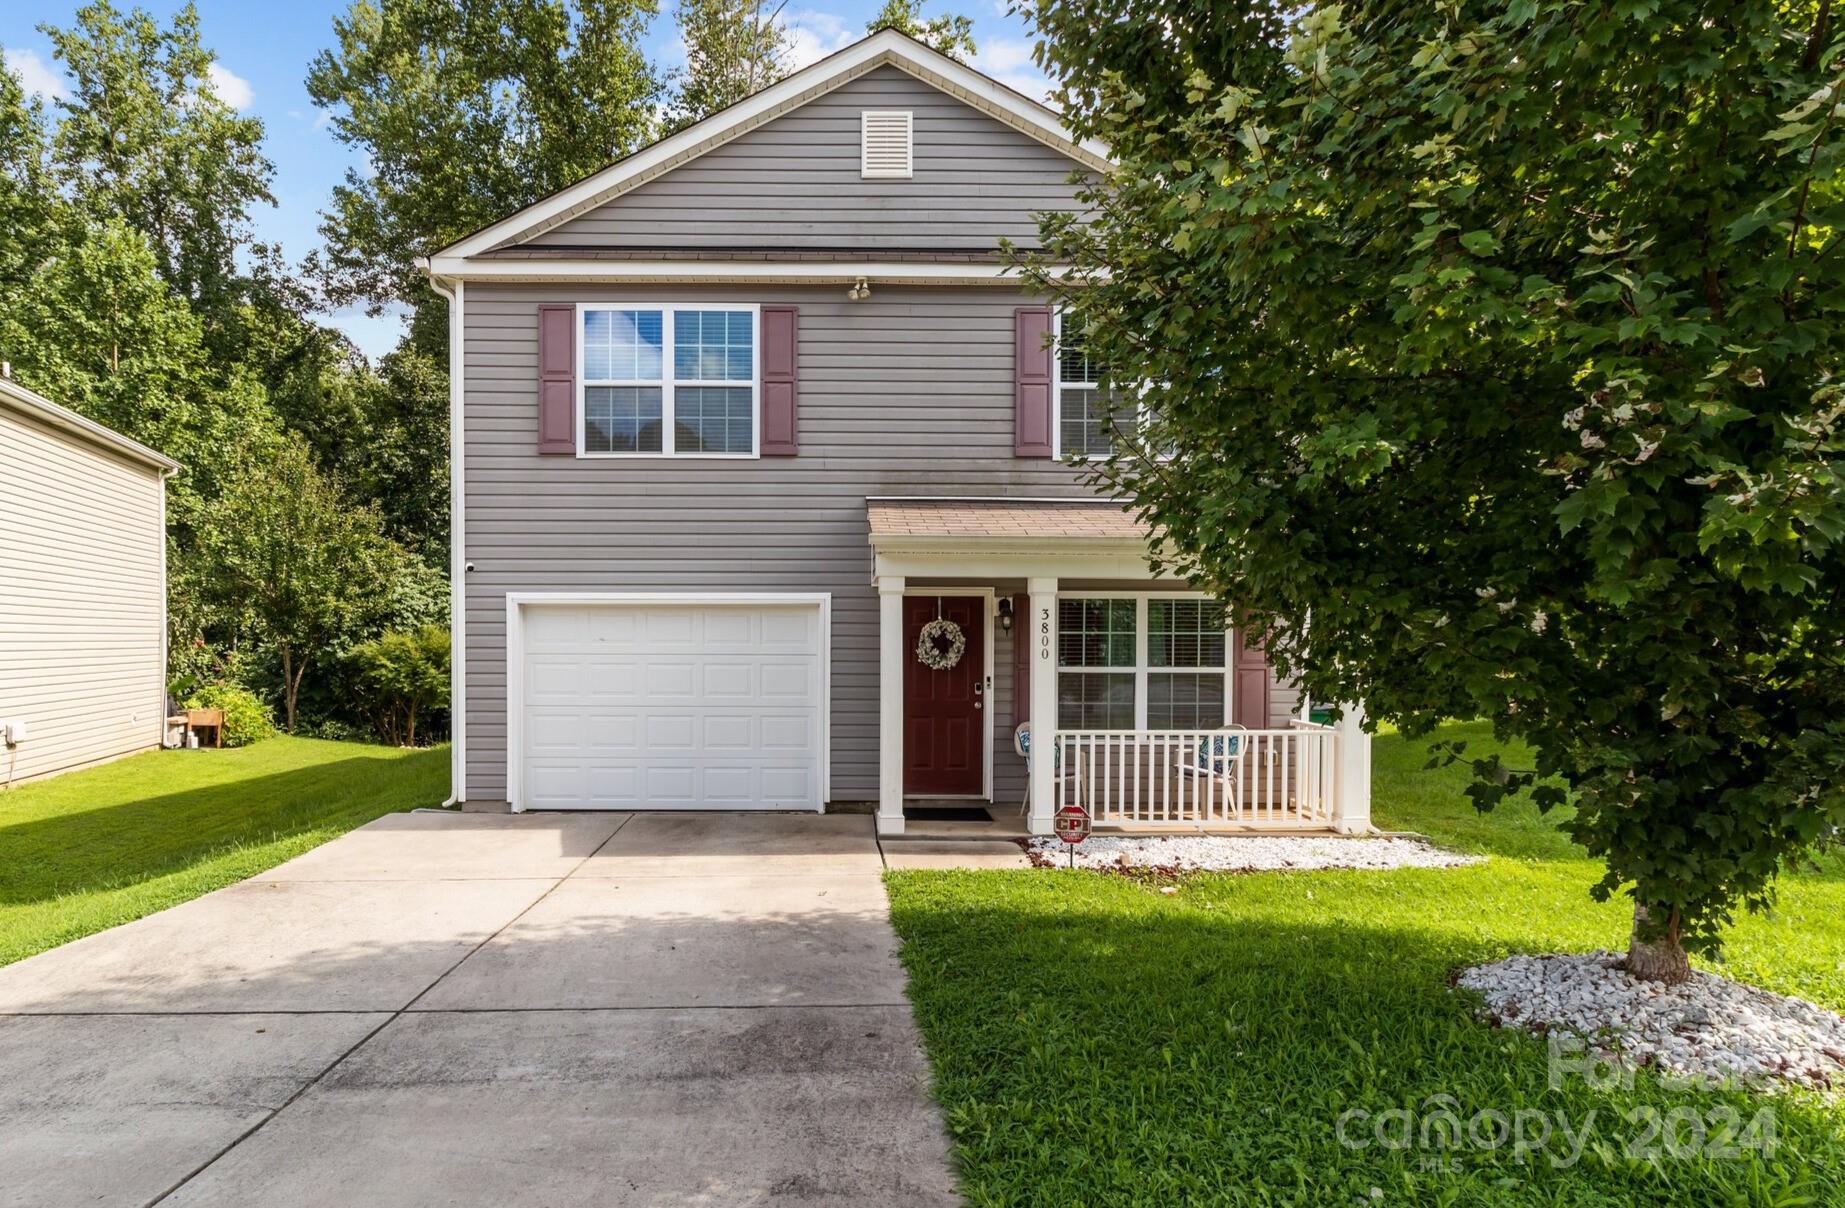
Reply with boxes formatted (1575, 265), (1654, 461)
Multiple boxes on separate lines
(1054, 314), (1145, 460)
(581, 306), (758, 457)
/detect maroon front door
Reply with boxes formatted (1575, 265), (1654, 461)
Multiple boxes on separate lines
(903, 595), (986, 796)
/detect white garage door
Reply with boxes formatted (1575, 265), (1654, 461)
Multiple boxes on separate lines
(516, 599), (826, 810)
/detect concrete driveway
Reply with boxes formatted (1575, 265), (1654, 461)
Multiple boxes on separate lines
(0, 811), (961, 1207)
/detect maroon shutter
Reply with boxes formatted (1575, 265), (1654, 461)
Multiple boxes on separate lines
(1011, 594), (1031, 726)
(1014, 307), (1053, 457)
(760, 305), (799, 455)
(537, 304), (575, 454)
(1232, 630), (1272, 728)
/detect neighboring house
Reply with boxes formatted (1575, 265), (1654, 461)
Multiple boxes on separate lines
(423, 30), (1371, 835)
(0, 371), (178, 786)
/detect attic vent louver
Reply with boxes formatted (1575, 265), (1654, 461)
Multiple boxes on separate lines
(860, 110), (913, 179)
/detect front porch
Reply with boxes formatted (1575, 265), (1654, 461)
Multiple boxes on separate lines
(867, 498), (1372, 838)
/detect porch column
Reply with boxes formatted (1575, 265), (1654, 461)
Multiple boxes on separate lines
(1026, 576), (1058, 836)
(877, 575), (906, 837)
(1332, 702), (1373, 833)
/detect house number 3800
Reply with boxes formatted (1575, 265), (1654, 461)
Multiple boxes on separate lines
(1039, 607), (1052, 659)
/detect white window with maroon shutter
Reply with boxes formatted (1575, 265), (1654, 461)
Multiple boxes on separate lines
(576, 304), (766, 458)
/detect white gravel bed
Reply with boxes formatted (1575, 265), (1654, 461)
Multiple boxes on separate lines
(1020, 833), (1481, 873)
(1457, 952), (1845, 1091)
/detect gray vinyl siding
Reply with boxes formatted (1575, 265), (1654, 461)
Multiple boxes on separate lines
(517, 66), (1089, 253)
(0, 403), (166, 782)
(461, 283), (1295, 805)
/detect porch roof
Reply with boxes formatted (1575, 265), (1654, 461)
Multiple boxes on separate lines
(867, 497), (1165, 581)
(866, 497), (1148, 541)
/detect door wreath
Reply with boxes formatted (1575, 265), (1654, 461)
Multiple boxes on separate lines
(915, 617), (967, 672)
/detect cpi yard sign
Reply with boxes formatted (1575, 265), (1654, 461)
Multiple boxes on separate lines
(1054, 804), (1090, 867)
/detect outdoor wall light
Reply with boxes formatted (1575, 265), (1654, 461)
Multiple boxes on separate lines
(846, 276), (871, 301)
(996, 597), (1014, 631)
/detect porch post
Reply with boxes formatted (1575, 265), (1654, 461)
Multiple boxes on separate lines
(1332, 702), (1372, 833)
(877, 575), (906, 836)
(1027, 576), (1058, 836)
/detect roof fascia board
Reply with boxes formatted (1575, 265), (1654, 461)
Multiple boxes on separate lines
(0, 377), (180, 474)
(433, 31), (1109, 262)
(421, 256), (1087, 285)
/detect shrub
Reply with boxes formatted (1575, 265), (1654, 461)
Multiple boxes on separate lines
(182, 683), (278, 747)
(294, 717), (369, 743)
(348, 625), (450, 746)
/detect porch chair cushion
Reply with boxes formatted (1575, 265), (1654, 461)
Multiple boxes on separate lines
(1193, 731), (1244, 774)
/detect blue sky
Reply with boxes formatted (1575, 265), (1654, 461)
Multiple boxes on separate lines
(2, 1), (1050, 359)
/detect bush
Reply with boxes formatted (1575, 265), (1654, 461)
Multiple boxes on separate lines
(348, 625), (450, 746)
(294, 717), (369, 743)
(182, 683), (278, 747)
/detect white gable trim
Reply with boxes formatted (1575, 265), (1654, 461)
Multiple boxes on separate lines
(431, 30), (1110, 262)
(418, 256), (1089, 285)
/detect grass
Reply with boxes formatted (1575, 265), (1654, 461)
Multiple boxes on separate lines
(0, 736), (449, 967)
(886, 721), (1845, 1206)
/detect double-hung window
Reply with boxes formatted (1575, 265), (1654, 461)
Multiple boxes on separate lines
(1056, 596), (1230, 730)
(1053, 313), (1162, 460)
(580, 305), (758, 456)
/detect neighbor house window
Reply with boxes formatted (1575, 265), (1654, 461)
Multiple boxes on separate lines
(1054, 315), (1151, 460)
(581, 306), (757, 456)
(1056, 596), (1230, 730)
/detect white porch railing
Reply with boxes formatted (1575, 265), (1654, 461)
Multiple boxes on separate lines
(1054, 725), (1339, 828)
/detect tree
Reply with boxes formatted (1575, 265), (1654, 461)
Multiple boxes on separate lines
(667, 0), (791, 129)
(191, 435), (400, 731)
(306, 0), (663, 312)
(41, 1), (274, 341)
(1021, 0), (1845, 982)
(349, 624), (450, 745)
(866, 0), (974, 61)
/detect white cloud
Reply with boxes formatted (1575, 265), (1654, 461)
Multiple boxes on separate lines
(206, 62), (254, 109)
(976, 36), (1037, 74)
(781, 9), (857, 70)
(971, 38), (1055, 104)
(3, 47), (67, 101)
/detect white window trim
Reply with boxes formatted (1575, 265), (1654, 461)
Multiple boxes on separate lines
(1054, 592), (1234, 731)
(575, 302), (762, 460)
(1051, 310), (1165, 463)
(860, 109), (914, 179)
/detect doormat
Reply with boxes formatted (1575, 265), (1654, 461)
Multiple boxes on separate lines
(903, 806), (995, 822)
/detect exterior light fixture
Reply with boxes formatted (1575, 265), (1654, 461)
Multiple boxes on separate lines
(996, 596), (1014, 631)
(847, 276), (871, 301)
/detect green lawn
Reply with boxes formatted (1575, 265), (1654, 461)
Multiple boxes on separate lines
(886, 722), (1845, 1206)
(0, 736), (449, 967)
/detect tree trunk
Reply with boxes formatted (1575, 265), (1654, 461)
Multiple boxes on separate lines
(1624, 902), (1691, 984)
(280, 646), (308, 734)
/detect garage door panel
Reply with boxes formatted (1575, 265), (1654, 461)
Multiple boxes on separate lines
(759, 714), (813, 751)
(759, 608), (818, 650)
(527, 657), (586, 701)
(526, 608), (589, 645)
(700, 713), (758, 750)
(758, 662), (816, 700)
(586, 609), (640, 644)
(644, 610), (698, 645)
(645, 714), (697, 750)
(520, 601), (825, 810)
(759, 765), (816, 802)
(643, 661), (698, 698)
(584, 660), (641, 699)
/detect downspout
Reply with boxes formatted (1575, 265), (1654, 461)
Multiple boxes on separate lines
(423, 262), (465, 809)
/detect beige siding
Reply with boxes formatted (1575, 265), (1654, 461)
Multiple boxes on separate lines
(0, 405), (166, 782)
(518, 66), (1089, 253)
(461, 283), (1294, 804)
